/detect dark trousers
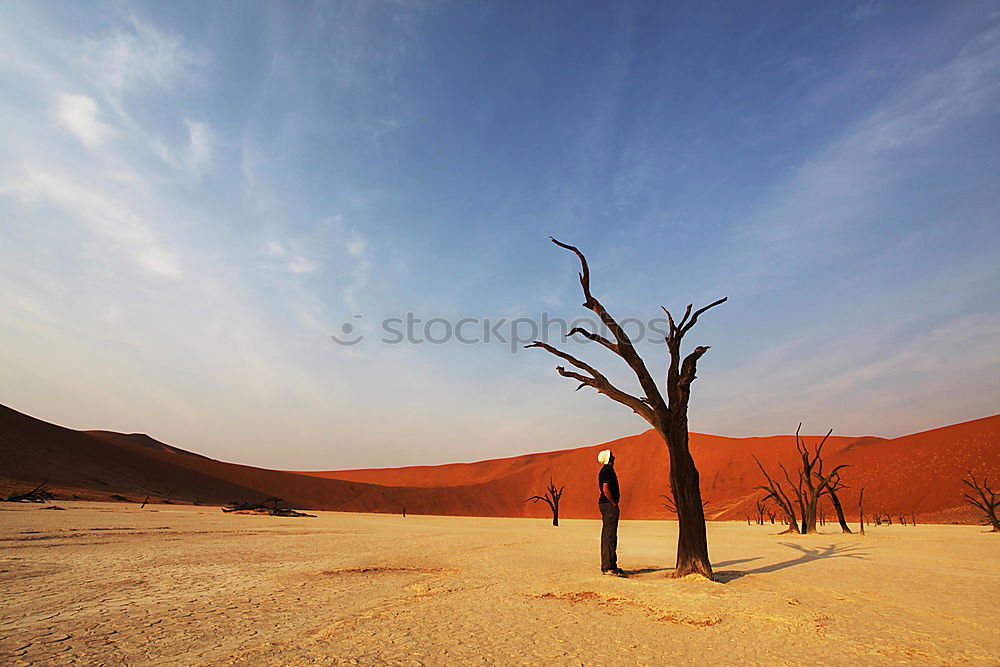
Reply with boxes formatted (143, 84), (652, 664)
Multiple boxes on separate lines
(599, 502), (619, 571)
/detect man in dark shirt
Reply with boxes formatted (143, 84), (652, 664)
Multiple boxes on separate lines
(597, 449), (624, 575)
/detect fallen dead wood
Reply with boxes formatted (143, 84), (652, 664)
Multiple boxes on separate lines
(222, 497), (315, 518)
(4, 481), (55, 503)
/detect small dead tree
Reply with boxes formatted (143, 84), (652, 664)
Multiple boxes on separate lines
(753, 455), (800, 534)
(962, 471), (1000, 532)
(223, 497), (315, 518)
(659, 483), (711, 517)
(4, 481), (54, 503)
(526, 478), (566, 526)
(858, 488), (865, 535)
(527, 238), (725, 578)
(754, 497), (769, 525)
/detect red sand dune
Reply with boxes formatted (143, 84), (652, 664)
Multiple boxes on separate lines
(1, 403), (997, 523)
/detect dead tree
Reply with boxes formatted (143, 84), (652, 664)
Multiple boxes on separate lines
(223, 497), (315, 518)
(962, 472), (1000, 532)
(526, 478), (565, 526)
(754, 425), (848, 534)
(788, 425), (849, 534)
(753, 455), (801, 534)
(527, 238), (725, 578)
(4, 481), (54, 503)
(858, 488), (865, 535)
(754, 497), (769, 525)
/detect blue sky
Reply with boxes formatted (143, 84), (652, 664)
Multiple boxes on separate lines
(1, 1), (998, 469)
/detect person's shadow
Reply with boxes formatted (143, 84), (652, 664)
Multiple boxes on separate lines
(714, 542), (868, 583)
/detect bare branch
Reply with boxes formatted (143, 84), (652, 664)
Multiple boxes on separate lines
(567, 326), (617, 353)
(678, 346), (711, 387)
(549, 238), (667, 413)
(679, 297), (727, 336)
(525, 340), (655, 424)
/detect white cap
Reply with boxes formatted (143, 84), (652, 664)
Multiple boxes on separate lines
(597, 449), (612, 465)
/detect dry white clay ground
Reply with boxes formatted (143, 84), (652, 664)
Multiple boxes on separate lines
(1, 502), (998, 666)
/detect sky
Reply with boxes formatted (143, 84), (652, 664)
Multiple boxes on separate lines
(1, 1), (998, 470)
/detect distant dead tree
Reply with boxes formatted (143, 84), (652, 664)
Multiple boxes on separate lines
(858, 488), (865, 535)
(753, 425), (849, 534)
(526, 478), (565, 526)
(4, 481), (54, 503)
(223, 497), (315, 518)
(962, 471), (1000, 532)
(754, 497), (769, 525)
(753, 456), (801, 534)
(526, 238), (725, 578)
(659, 484), (711, 517)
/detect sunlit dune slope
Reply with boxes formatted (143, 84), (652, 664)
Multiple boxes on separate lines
(1, 403), (996, 522)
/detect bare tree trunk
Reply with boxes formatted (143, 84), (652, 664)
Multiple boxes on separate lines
(828, 487), (853, 534)
(803, 496), (818, 534)
(665, 422), (713, 578)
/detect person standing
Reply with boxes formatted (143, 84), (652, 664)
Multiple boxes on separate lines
(597, 449), (624, 576)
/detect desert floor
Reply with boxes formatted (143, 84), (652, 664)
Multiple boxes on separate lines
(1, 502), (998, 666)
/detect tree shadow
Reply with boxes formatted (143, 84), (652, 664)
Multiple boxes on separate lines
(623, 565), (672, 576)
(712, 556), (761, 568)
(624, 557), (760, 577)
(714, 542), (869, 583)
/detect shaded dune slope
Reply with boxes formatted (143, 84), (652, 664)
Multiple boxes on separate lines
(1, 404), (996, 523)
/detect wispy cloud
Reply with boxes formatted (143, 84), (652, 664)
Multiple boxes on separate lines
(266, 240), (318, 275)
(184, 118), (213, 174)
(343, 229), (372, 310)
(2, 169), (180, 278)
(54, 93), (111, 148)
(83, 14), (202, 96)
(733, 23), (1000, 281)
(845, 0), (885, 26)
